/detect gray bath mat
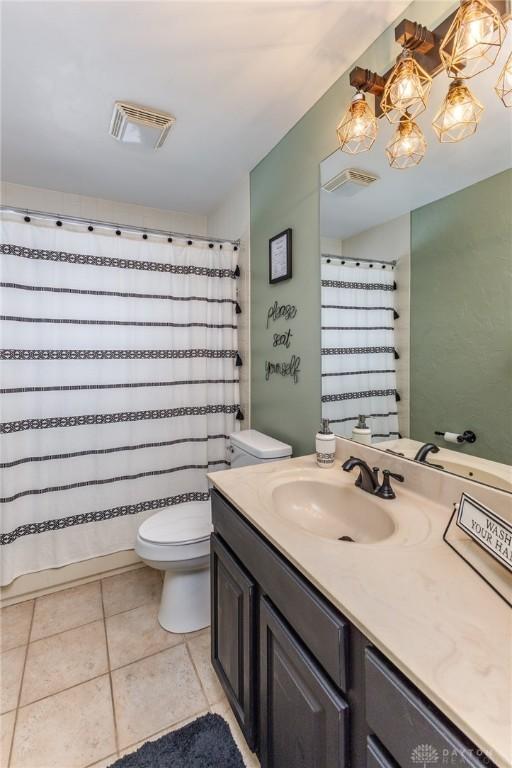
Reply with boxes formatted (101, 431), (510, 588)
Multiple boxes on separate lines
(108, 713), (245, 768)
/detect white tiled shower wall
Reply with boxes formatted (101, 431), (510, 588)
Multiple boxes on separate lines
(0, 181), (207, 235)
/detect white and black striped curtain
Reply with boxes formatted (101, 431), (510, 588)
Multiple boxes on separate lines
(0, 216), (240, 585)
(321, 261), (399, 442)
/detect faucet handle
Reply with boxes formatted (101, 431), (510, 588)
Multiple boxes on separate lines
(375, 469), (404, 500)
(385, 470), (404, 482)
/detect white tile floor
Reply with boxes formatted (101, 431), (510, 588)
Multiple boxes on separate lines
(0, 566), (259, 768)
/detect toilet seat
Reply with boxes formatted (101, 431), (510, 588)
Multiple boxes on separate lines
(138, 500), (212, 546)
(135, 500), (212, 565)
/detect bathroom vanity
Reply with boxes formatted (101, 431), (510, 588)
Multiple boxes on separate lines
(208, 452), (511, 768)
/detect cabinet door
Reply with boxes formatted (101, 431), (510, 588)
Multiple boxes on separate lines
(367, 736), (399, 768)
(259, 596), (349, 768)
(210, 534), (256, 749)
(365, 649), (496, 768)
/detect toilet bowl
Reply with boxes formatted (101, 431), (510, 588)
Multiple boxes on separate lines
(135, 430), (292, 633)
(135, 501), (212, 633)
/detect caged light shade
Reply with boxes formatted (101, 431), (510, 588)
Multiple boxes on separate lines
(432, 79), (484, 142)
(495, 51), (512, 107)
(336, 91), (377, 154)
(385, 115), (427, 169)
(440, 0), (507, 80)
(381, 53), (432, 124)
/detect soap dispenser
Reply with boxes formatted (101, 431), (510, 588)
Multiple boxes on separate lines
(316, 419), (335, 468)
(352, 414), (372, 445)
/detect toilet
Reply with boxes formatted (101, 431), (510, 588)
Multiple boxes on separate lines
(135, 429), (292, 633)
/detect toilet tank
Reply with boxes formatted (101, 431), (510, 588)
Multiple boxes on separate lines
(229, 429), (292, 468)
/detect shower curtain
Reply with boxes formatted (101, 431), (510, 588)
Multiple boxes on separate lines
(0, 216), (240, 584)
(321, 260), (399, 442)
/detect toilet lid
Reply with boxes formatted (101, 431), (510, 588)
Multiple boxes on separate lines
(138, 500), (212, 545)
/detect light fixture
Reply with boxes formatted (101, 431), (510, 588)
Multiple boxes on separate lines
(432, 79), (484, 142)
(381, 52), (432, 124)
(440, 0), (507, 80)
(336, 5), (507, 165)
(336, 91), (378, 154)
(385, 114), (426, 169)
(495, 51), (512, 107)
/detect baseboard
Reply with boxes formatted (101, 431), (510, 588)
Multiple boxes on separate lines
(1, 549), (143, 607)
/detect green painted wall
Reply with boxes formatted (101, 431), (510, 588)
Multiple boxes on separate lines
(410, 169), (512, 465)
(250, 1), (454, 456)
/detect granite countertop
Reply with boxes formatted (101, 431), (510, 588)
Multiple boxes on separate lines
(209, 454), (512, 768)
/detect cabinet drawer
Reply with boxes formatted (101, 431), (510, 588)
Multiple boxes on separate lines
(367, 736), (399, 768)
(365, 649), (495, 768)
(259, 596), (349, 768)
(211, 534), (256, 749)
(212, 489), (349, 691)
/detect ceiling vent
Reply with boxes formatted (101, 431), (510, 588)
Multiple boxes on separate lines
(322, 168), (379, 195)
(109, 102), (176, 149)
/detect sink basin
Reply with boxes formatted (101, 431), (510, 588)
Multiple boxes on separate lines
(271, 480), (395, 544)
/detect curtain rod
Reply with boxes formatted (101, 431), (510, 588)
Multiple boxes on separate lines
(322, 252), (396, 267)
(0, 205), (241, 247)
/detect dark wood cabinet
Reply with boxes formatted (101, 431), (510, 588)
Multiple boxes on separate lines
(367, 735), (400, 768)
(210, 533), (256, 749)
(211, 490), (496, 768)
(365, 648), (492, 768)
(259, 596), (349, 768)
(212, 488), (349, 691)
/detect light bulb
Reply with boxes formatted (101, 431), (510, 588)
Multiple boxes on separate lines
(385, 115), (426, 169)
(336, 92), (377, 154)
(432, 79), (484, 142)
(495, 51), (512, 107)
(381, 53), (432, 124)
(440, 0), (506, 79)
(461, 13), (487, 54)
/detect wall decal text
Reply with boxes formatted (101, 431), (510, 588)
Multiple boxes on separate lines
(265, 355), (301, 384)
(266, 302), (297, 328)
(273, 329), (293, 349)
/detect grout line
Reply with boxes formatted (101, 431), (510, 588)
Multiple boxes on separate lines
(12, 637), (189, 712)
(0, 600), (37, 652)
(7, 598), (35, 767)
(108, 640), (186, 674)
(82, 754), (118, 768)
(27, 615), (105, 647)
(23, 595), (162, 647)
(183, 639), (211, 709)
(100, 579), (120, 759)
(103, 596), (161, 622)
(15, 671), (112, 711)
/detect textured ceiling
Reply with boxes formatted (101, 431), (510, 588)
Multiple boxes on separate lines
(1, 0), (409, 213)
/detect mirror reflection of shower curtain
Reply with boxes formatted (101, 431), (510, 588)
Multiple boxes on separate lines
(321, 261), (399, 442)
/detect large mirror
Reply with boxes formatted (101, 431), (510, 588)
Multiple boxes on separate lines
(320, 39), (512, 493)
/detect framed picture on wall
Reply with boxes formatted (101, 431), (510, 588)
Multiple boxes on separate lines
(269, 228), (292, 284)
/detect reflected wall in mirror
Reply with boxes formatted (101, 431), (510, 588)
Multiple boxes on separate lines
(320, 34), (512, 493)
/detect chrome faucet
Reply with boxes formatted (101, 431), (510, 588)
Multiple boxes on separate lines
(341, 457), (379, 493)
